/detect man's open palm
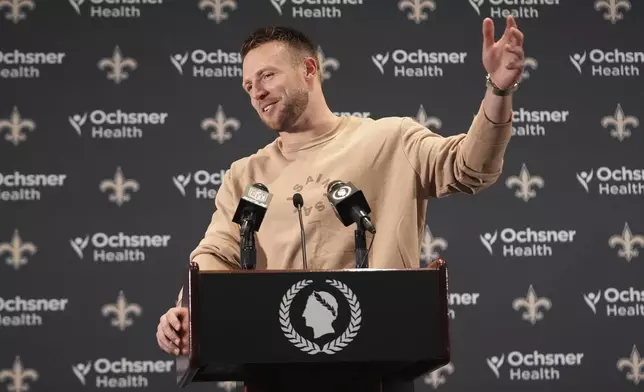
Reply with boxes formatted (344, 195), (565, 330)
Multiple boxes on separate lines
(482, 15), (525, 90)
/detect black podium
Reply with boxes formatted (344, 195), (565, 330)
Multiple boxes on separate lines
(175, 259), (450, 392)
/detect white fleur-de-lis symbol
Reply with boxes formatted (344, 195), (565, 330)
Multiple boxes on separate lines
(423, 362), (454, 388)
(97, 45), (138, 84)
(415, 104), (442, 130)
(609, 222), (644, 262)
(595, 0), (631, 24)
(512, 285), (552, 325)
(198, 0), (237, 23)
(99, 166), (140, 206)
(505, 163), (544, 202)
(201, 105), (240, 144)
(0, 106), (36, 146)
(0, 356), (38, 392)
(398, 0), (436, 24)
(101, 291), (142, 331)
(0, 0), (35, 24)
(0, 229), (37, 270)
(317, 46), (339, 81)
(601, 103), (639, 142)
(521, 57), (538, 81)
(420, 225), (447, 264)
(617, 345), (644, 385)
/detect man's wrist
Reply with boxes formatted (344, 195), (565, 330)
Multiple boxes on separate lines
(486, 74), (520, 96)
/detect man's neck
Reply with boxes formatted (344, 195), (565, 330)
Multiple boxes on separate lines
(278, 108), (340, 146)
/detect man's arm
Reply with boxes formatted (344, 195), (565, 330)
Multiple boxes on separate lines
(399, 96), (513, 198)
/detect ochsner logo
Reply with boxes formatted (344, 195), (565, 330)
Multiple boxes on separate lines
(486, 350), (584, 381)
(480, 227), (577, 258)
(173, 170), (226, 199)
(570, 49), (643, 77)
(0, 171), (67, 202)
(0, 49), (66, 79)
(584, 287), (644, 317)
(68, 0), (163, 18)
(70, 232), (171, 263)
(371, 49), (467, 78)
(170, 49), (242, 78)
(72, 357), (174, 388)
(469, 0), (559, 19)
(68, 109), (169, 139)
(576, 166), (644, 196)
(271, 0), (363, 19)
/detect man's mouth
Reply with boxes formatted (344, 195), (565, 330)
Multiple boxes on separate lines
(262, 101), (278, 113)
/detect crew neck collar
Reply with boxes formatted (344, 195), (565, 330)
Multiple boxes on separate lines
(277, 116), (349, 154)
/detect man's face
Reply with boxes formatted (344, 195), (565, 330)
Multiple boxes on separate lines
(242, 42), (309, 132)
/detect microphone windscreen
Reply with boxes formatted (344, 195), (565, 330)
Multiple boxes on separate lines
(292, 193), (304, 208)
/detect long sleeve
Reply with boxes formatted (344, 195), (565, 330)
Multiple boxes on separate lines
(189, 166), (242, 271)
(399, 102), (512, 198)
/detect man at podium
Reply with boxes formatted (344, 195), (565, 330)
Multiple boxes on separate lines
(157, 16), (524, 371)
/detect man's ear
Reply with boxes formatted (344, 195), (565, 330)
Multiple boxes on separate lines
(302, 57), (318, 81)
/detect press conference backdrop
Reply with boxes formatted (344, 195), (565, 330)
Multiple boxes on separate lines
(1, 0), (643, 391)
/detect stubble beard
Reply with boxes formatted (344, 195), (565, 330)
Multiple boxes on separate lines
(267, 87), (309, 133)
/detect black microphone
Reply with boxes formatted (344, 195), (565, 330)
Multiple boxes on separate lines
(326, 180), (376, 234)
(292, 193), (307, 269)
(232, 183), (272, 269)
(232, 183), (272, 233)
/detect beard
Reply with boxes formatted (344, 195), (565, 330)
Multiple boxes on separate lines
(263, 87), (309, 132)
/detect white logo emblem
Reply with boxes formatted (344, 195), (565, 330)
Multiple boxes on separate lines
(521, 57), (538, 81)
(423, 362), (454, 388)
(569, 52), (586, 74)
(595, 0), (632, 24)
(0, 229), (37, 270)
(279, 279), (361, 355)
(198, 0), (237, 23)
(1, 106), (36, 146)
(415, 104), (442, 130)
(420, 225), (447, 264)
(201, 105), (240, 144)
(505, 163), (544, 202)
(609, 222), (644, 262)
(0, 0), (35, 24)
(601, 103), (639, 142)
(98, 46), (138, 84)
(617, 345), (644, 385)
(101, 291), (142, 331)
(398, 0), (436, 24)
(331, 186), (350, 200)
(0, 356), (38, 391)
(99, 166), (140, 206)
(512, 285), (552, 325)
(317, 46), (339, 81)
(371, 52), (389, 74)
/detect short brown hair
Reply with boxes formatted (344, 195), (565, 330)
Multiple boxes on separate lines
(241, 26), (321, 80)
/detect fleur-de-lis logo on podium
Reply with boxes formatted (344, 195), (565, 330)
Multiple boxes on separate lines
(398, 0), (436, 24)
(609, 222), (644, 262)
(217, 381), (243, 391)
(98, 45), (138, 84)
(198, 0), (237, 23)
(101, 291), (142, 331)
(201, 105), (240, 144)
(601, 103), (639, 142)
(512, 285), (552, 325)
(505, 163), (544, 202)
(420, 225), (447, 265)
(595, 0), (631, 24)
(0, 0), (35, 24)
(317, 46), (339, 81)
(0, 356), (38, 392)
(424, 362), (454, 389)
(0, 229), (37, 270)
(617, 345), (644, 385)
(0, 106), (36, 146)
(99, 166), (140, 206)
(415, 104), (442, 130)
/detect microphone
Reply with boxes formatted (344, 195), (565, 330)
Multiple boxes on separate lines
(292, 193), (308, 269)
(326, 180), (376, 234)
(232, 183), (272, 233)
(232, 183), (273, 269)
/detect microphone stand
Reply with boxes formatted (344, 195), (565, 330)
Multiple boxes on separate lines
(355, 220), (368, 268)
(240, 211), (257, 269)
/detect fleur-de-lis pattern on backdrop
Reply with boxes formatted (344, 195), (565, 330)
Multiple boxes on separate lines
(1, 1), (641, 391)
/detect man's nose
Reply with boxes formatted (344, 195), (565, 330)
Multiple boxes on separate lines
(252, 86), (268, 101)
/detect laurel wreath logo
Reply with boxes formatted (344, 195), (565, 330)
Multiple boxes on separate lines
(279, 279), (362, 355)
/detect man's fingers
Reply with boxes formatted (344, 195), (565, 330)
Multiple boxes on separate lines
(161, 321), (181, 345)
(157, 330), (177, 354)
(510, 27), (524, 46)
(165, 310), (182, 331)
(482, 18), (495, 49)
(505, 44), (524, 58)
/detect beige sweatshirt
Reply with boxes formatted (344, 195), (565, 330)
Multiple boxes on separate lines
(189, 102), (512, 272)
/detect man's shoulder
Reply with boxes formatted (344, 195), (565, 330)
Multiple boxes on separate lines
(346, 115), (422, 139)
(225, 139), (280, 178)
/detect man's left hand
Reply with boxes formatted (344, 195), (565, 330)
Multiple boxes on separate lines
(482, 15), (525, 90)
